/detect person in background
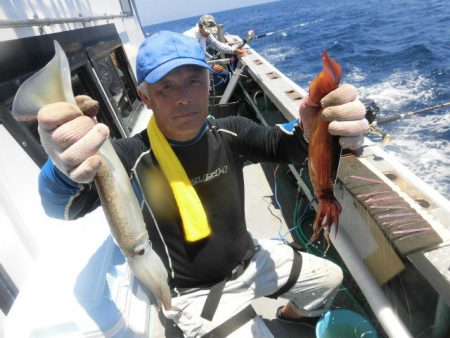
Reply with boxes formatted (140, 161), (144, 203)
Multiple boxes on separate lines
(184, 14), (247, 93)
(184, 14), (247, 62)
(37, 31), (369, 337)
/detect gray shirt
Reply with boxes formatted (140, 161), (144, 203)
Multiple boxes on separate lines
(183, 25), (236, 59)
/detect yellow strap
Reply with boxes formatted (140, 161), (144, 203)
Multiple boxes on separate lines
(147, 116), (211, 242)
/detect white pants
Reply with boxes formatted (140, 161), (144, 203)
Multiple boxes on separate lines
(163, 238), (343, 338)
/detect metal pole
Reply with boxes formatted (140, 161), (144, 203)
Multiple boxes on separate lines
(330, 227), (413, 338)
(219, 61), (246, 104)
(216, 24), (226, 60)
(0, 14), (130, 29)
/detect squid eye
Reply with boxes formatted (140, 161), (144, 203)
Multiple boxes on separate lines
(135, 248), (145, 256)
(133, 243), (148, 256)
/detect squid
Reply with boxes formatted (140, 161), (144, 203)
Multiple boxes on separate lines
(307, 51), (343, 243)
(12, 41), (172, 310)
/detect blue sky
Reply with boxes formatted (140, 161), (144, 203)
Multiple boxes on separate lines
(134, 0), (276, 26)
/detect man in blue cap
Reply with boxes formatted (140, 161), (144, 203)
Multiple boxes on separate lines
(38, 31), (369, 337)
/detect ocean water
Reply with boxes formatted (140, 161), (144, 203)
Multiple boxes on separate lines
(142, 0), (450, 200)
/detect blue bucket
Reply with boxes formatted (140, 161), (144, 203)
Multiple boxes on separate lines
(316, 309), (378, 338)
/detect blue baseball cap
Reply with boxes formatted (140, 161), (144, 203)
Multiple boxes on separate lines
(136, 31), (211, 84)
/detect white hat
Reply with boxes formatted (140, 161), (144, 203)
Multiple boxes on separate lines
(199, 15), (218, 34)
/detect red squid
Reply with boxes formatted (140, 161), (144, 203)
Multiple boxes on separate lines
(307, 51), (343, 243)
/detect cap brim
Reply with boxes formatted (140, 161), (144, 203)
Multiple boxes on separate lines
(203, 26), (218, 34)
(144, 58), (212, 84)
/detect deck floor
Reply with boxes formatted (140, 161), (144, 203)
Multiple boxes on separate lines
(245, 163), (315, 337)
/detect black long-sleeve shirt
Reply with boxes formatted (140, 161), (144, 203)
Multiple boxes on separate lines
(39, 116), (308, 288)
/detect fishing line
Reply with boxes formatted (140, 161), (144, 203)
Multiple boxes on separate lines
(263, 195), (283, 223)
(271, 164), (308, 243)
(279, 196), (307, 241)
(271, 164), (290, 243)
(265, 165), (283, 240)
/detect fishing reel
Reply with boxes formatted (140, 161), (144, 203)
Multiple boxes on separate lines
(245, 30), (256, 42)
(237, 30), (256, 48)
(361, 98), (379, 125)
(361, 99), (392, 143)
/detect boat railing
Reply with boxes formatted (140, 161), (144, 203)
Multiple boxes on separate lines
(0, 13), (132, 30)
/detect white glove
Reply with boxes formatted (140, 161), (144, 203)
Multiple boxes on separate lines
(299, 84), (369, 149)
(38, 95), (109, 183)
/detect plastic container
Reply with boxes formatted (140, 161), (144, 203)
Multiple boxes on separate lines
(316, 309), (378, 338)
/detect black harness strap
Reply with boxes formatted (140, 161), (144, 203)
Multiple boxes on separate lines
(202, 305), (257, 338)
(201, 279), (227, 321)
(267, 246), (303, 299)
(200, 245), (257, 321)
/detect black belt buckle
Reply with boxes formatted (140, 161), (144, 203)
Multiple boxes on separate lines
(230, 244), (259, 280)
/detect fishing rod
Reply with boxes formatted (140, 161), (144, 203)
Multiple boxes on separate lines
(375, 101), (450, 125)
(368, 100), (450, 143)
(241, 21), (319, 45)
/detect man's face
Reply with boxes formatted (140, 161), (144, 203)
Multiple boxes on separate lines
(141, 65), (210, 142)
(199, 24), (209, 37)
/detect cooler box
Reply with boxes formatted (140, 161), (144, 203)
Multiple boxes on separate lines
(5, 213), (153, 338)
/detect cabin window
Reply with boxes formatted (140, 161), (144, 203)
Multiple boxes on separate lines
(1, 25), (141, 168)
(0, 97), (48, 167)
(93, 48), (140, 135)
(71, 70), (123, 139)
(119, 0), (132, 14)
